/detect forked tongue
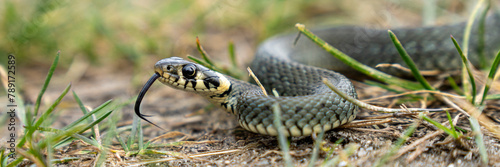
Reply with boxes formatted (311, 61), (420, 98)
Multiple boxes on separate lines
(134, 73), (165, 130)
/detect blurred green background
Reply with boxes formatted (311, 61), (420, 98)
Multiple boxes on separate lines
(2, 0), (343, 67)
(1, 0), (475, 88)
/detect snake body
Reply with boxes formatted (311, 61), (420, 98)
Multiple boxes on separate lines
(135, 12), (500, 136)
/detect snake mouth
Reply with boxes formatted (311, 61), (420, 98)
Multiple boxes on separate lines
(134, 73), (165, 130)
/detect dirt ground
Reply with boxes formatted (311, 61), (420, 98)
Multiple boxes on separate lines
(4, 0), (500, 166)
(17, 61), (500, 166)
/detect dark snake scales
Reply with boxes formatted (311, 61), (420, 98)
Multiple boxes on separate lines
(135, 12), (500, 136)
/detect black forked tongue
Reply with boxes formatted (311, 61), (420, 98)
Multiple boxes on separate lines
(134, 73), (165, 130)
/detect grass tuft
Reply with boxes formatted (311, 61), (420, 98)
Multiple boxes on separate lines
(7, 52), (116, 166)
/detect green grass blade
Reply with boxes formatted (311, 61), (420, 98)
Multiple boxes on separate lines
(72, 133), (100, 148)
(138, 116), (145, 153)
(322, 143), (358, 166)
(445, 110), (458, 138)
(72, 91), (97, 136)
(95, 151), (107, 167)
(295, 24), (423, 90)
(78, 110), (113, 134)
(446, 76), (463, 95)
(20, 107), (34, 147)
(29, 144), (47, 167)
(188, 55), (242, 79)
(470, 117), (488, 163)
(187, 55), (223, 72)
(420, 113), (457, 139)
(375, 120), (418, 167)
(6, 157), (23, 167)
(322, 138), (343, 165)
(461, 0), (485, 57)
(46, 141), (53, 166)
(1, 149), (8, 167)
(116, 135), (129, 152)
(272, 103), (293, 167)
(54, 110), (113, 148)
(388, 30), (434, 90)
(128, 113), (140, 151)
(486, 94), (500, 100)
(460, 0), (485, 104)
(38, 124), (88, 150)
(451, 36), (477, 103)
(228, 40), (237, 67)
(50, 157), (80, 164)
(189, 41), (244, 79)
(477, 2), (491, 68)
(363, 80), (426, 101)
(34, 126), (63, 133)
(36, 124), (77, 148)
(63, 100), (112, 131)
(34, 51), (60, 117)
(73, 91), (89, 115)
(195, 37), (216, 68)
(480, 50), (500, 105)
(308, 131), (324, 167)
(18, 83), (71, 148)
(363, 80), (403, 94)
(34, 78), (70, 129)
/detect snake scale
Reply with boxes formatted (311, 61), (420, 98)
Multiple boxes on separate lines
(135, 12), (500, 136)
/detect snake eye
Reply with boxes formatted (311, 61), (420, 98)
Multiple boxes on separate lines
(182, 64), (197, 78)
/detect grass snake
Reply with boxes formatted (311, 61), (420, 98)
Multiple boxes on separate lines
(135, 12), (500, 136)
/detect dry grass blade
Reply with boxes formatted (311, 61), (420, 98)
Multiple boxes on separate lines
(148, 131), (189, 143)
(375, 63), (441, 76)
(362, 89), (465, 102)
(16, 149), (45, 167)
(340, 119), (392, 128)
(448, 97), (500, 140)
(128, 149), (242, 166)
(375, 120), (420, 167)
(247, 67), (268, 96)
(396, 127), (444, 160)
(323, 78), (447, 113)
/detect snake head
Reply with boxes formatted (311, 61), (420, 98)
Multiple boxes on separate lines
(135, 57), (228, 131)
(154, 57), (230, 93)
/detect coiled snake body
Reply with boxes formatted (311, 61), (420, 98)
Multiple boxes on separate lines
(135, 13), (500, 136)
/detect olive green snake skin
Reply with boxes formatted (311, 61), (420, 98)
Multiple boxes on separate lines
(135, 12), (500, 136)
